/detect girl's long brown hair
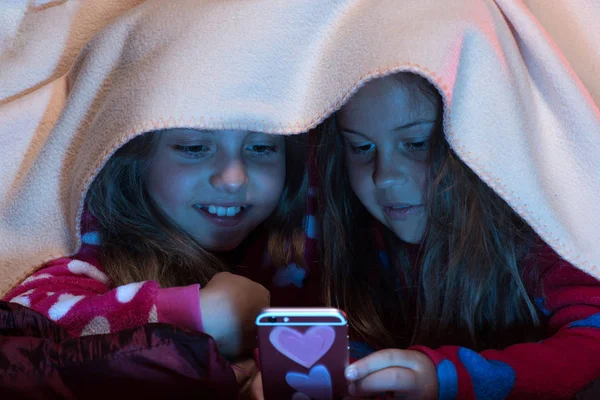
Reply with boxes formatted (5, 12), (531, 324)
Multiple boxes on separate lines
(317, 73), (542, 351)
(86, 130), (308, 288)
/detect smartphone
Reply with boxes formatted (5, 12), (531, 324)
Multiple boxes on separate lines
(256, 308), (349, 400)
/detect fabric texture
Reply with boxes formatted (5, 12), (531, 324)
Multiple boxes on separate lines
(0, 0), (147, 101)
(3, 196), (314, 336)
(409, 247), (600, 400)
(343, 230), (600, 399)
(0, 0), (148, 299)
(521, 0), (600, 109)
(1, 0), (599, 298)
(3, 210), (204, 337)
(0, 301), (238, 399)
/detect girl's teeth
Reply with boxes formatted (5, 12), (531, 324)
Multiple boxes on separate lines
(204, 205), (243, 217)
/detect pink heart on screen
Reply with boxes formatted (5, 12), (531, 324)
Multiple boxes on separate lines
(286, 365), (333, 400)
(269, 326), (335, 368)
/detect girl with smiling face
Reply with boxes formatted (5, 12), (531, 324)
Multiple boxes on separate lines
(316, 73), (600, 399)
(6, 127), (308, 360)
(143, 129), (289, 254)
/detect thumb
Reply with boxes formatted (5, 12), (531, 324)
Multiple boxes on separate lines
(232, 358), (257, 385)
(250, 371), (264, 400)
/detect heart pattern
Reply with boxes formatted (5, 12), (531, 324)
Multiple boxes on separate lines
(273, 263), (306, 288)
(458, 347), (515, 400)
(291, 392), (311, 400)
(286, 365), (333, 400)
(269, 326), (335, 368)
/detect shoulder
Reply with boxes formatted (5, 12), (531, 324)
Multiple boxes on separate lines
(523, 239), (598, 291)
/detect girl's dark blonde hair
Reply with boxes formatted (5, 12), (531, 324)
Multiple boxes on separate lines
(317, 73), (542, 351)
(87, 130), (308, 288)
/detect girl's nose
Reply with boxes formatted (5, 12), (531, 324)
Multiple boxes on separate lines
(373, 156), (408, 189)
(209, 158), (249, 193)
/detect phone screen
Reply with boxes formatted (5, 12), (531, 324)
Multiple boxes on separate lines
(256, 308), (349, 400)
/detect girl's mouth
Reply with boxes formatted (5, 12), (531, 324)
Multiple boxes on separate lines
(193, 204), (251, 227)
(382, 204), (424, 220)
(195, 205), (247, 217)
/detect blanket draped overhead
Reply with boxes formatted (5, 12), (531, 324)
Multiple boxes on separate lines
(0, 0), (599, 296)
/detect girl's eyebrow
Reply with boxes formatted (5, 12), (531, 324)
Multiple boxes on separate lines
(392, 120), (437, 131)
(246, 131), (277, 139)
(340, 120), (436, 137)
(339, 128), (369, 138)
(168, 129), (216, 139)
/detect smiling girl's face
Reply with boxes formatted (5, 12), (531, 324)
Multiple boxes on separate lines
(337, 74), (440, 244)
(146, 129), (286, 251)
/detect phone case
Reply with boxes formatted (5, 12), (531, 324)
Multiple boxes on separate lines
(256, 308), (349, 400)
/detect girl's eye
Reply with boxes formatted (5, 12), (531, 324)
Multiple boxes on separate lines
(404, 140), (430, 152)
(172, 144), (210, 158)
(247, 144), (278, 156)
(349, 143), (375, 155)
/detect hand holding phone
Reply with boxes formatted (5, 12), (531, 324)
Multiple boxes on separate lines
(200, 272), (270, 358)
(256, 308), (349, 400)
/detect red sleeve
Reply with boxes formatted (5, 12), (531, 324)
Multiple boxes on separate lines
(4, 252), (204, 337)
(410, 247), (600, 400)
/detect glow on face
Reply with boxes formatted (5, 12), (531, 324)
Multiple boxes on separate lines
(337, 75), (440, 244)
(146, 129), (286, 251)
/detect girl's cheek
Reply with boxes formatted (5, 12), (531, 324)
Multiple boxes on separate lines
(416, 165), (429, 193)
(348, 166), (373, 195)
(248, 167), (285, 198)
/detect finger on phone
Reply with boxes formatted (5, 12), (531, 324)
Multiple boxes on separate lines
(349, 366), (417, 396)
(345, 349), (415, 381)
(250, 371), (264, 400)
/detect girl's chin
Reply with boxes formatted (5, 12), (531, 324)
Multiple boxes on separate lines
(391, 226), (425, 244)
(397, 236), (422, 245)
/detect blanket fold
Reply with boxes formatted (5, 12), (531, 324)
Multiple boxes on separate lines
(1, 0), (599, 298)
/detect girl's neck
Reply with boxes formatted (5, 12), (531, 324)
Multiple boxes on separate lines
(213, 224), (268, 268)
(402, 240), (422, 256)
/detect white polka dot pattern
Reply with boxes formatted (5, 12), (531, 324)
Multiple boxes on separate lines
(10, 295), (31, 307)
(22, 273), (53, 284)
(8, 289), (34, 308)
(116, 281), (145, 303)
(80, 316), (111, 336)
(67, 260), (109, 284)
(48, 294), (85, 321)
(148, 304), (158, 323)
